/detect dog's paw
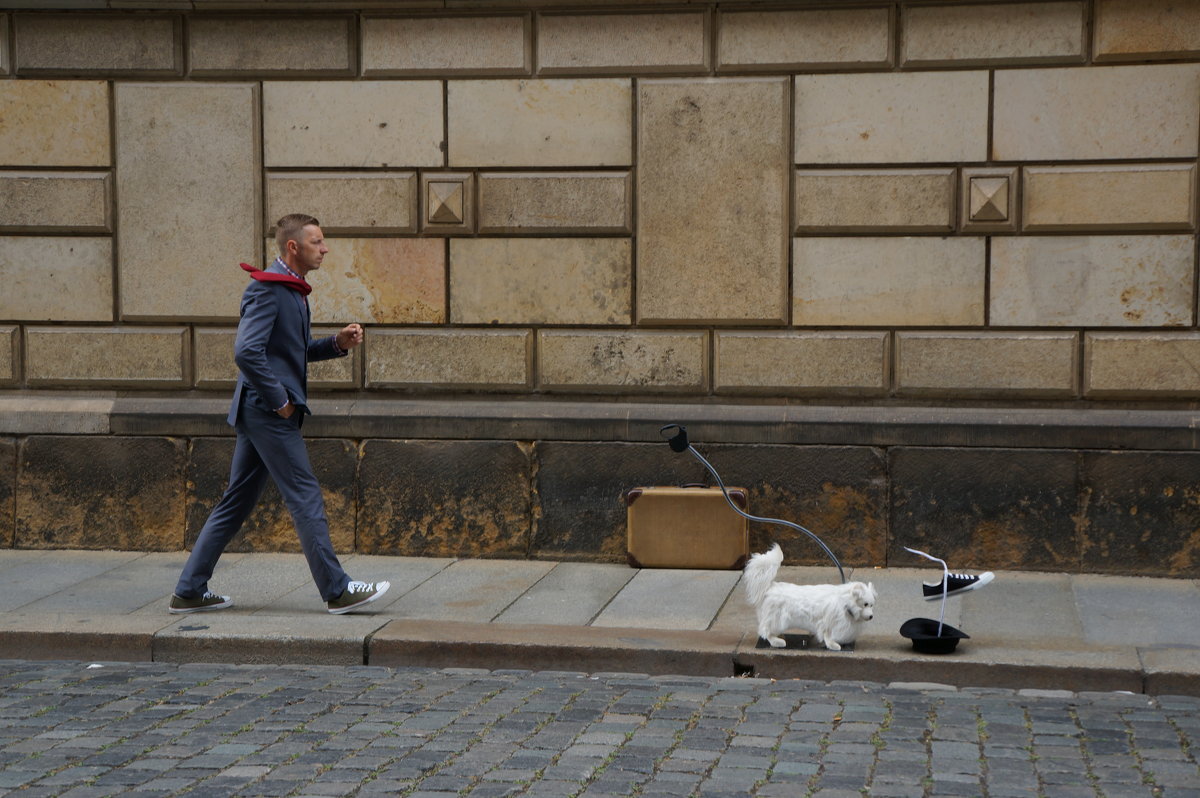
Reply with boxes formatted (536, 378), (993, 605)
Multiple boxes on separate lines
(767, 636), (787, 648)
(824, 640), (842, 651)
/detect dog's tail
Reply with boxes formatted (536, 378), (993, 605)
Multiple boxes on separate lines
(742, 543), (784, 608)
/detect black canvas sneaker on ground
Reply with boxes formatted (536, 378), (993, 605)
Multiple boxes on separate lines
(169, 591), (233, 614)
(922, 571), (994, 600)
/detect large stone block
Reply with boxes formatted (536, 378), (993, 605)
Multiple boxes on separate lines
(538, 330), (707, 393)
(793, 237), (986, 326)
(793, 169), (954, 232)
(25, 327), (187, 387)
(0, 172), (110, 232)
(306, 238), (445, 325)
(714, 332), (888, 396)
(1095, 0), (1200, 61)
(896, 332), (1079, 398)
(13, 13), (179, 74)
(1023, 164), (1195, 231)
(990, 235), (1194, 327)
(189, 16), (354, 76)
(890, 447), (1080, 572)
(367, 329), (531, 390)
(795, 72), (988, 163)
(362, 15), (529, 75)
(0, 15), (8, 75)
(116, 83), (259, 321)
(185, 437), (356, 554)
(16, 436), (186, 550)
(1081, 452), (1200, 576)
(194, 327), (357, 390)
(357, 440), (531, 557)
(717, 7), (891, 70)
(448, 79), (631, 167)
(264, 81), (443, 168)
(538, 12), (707, 74)
(0, 80), (109, 166)
(637, 78), (789, 323)
(450, 238), (630, 325)
(901, 2), (1084, 66)
(477, 172), (631, 234)
(0, 237), (112, 321)
(0, 327), (14, 386)
(0, 438), (12, 547)
(266, 173), (417, 235)
(993, 64), (1200, 160)
(1084, 333), (1200, 397)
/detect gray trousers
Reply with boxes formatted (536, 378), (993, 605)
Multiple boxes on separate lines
(174, 402), (350, 602)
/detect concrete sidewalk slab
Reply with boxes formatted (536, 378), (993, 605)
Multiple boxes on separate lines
(0, 550), (146, 612)
(369, 619), (747, 676)
(254, 555), (453, 615)
(154, 614), (389, 666)
(386, 559), (557, 622)
(12, 552), (193, 615)
(1073, 574), (1200, 646)
(592, 569), (740, 630)
(136, 552), (313, 616)
(493, 562), (634, 626)
(961, 571), (1080, 642)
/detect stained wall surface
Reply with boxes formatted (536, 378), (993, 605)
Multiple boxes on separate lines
(2, 0), (1199, 573)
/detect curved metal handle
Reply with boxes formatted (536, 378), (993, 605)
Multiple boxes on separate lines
(662, 424), (846, 584)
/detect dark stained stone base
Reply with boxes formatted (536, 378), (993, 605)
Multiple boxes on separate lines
(185, 437), (358, 554)
(357, 439), (531, 558)
(1080, 451), (1200, 575)
(16, 436), (186, 550)
(0, 438), (13, 548)
(889, 447), (1080, 572)
(4, 429), (1198, 576)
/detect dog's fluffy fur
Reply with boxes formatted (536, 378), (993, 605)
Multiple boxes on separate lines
(743, 544), (877, 651)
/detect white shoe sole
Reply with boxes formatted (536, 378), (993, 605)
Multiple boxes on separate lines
(328, 581), (391, 615)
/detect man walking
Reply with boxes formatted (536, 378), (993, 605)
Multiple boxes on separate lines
(170, 214), (390, 615)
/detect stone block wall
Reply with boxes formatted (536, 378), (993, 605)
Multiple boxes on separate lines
(1, 0), (1198, 399)
(2, 0), (1199, 574)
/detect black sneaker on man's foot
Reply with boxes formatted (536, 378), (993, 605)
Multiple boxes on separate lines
(327, 580), (391, 615)
(922, 571), (994, 600)
(169, 591), (232, 614)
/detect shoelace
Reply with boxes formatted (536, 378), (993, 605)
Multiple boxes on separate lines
(345, 581), (375, 594)
(944, 573), (977, 581)
(202, 591), (224, 600)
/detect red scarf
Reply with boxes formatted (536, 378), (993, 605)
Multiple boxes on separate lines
(240, 262), (312, 296)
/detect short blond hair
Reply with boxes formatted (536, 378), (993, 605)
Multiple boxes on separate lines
(275, 213), (320, 255)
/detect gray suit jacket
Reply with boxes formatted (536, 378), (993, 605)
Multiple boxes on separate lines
(227, 260), (345, 426)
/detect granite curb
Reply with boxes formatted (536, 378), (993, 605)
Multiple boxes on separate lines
(1, 614), (1197, 697)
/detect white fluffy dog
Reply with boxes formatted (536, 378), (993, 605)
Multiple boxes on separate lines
(743, 544), (877, 651)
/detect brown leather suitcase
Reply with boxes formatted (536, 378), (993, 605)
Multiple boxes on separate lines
(624, 485), (749, 569)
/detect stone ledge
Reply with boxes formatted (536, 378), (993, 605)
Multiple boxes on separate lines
(1, 394), (1198, 451)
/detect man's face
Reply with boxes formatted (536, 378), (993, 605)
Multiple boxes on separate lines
(291, 225), (328, 274)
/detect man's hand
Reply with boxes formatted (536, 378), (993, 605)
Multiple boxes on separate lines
(277, 400), (295, 419)
(336, 323), (364, 351)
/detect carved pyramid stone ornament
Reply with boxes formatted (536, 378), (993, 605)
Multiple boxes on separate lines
(960, 167), (1018, 232)
(428, 181), (464, 224)
(969, 176), (1009, 222)
(421, 172), (474, 232)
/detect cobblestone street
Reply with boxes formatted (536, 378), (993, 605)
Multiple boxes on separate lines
(0, 661), (1197, 798)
